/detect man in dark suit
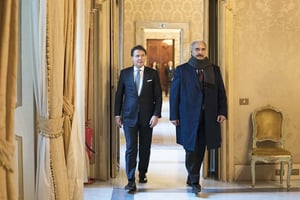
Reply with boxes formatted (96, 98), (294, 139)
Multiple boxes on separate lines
(114, 45), (162, 192)
(164, 60), (175, 97)
(169, 40), (227, 194)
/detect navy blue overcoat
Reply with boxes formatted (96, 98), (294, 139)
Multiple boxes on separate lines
(169, 63), (227, 151)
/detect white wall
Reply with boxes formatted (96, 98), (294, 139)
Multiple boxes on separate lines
(14, 1), (35, 199)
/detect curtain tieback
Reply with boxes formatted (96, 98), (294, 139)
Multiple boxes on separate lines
(38, 116), (64, 138)
(0, 138), (15, 172)
(63, 96), (74, 118)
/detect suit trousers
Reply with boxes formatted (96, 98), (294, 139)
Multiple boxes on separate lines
(185, 111), (206, 185)
(123, 123), (153, 181)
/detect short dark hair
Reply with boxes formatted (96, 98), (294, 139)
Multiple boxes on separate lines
(131, 45), (147, 56)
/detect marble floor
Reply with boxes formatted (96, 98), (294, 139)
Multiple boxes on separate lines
(84, 98), (300, 200)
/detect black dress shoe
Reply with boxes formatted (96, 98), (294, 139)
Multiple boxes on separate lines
(125, 181), (136, 192)
(139, 174), (148, 183)
(191, 184), (201, 194)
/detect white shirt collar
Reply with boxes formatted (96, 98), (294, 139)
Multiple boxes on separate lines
(134, 66), (144, 71)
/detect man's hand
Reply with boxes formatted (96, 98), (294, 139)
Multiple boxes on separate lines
(115, 116), (122, 128)
(171, 120), (179, 126)
(217, 115), (226, 123)
(149, 116), (159, 128)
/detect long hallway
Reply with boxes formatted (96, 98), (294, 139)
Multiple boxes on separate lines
(84, 98), (300, 199)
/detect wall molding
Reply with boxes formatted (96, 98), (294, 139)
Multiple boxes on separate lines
(135, 21), (190, 63)
(15, 135), (24, 199)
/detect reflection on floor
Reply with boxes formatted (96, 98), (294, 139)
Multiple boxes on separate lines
(84, 98), (300, 200)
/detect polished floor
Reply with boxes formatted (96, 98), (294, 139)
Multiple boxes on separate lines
(84, 98), (300, 200)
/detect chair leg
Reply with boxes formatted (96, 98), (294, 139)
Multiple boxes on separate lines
(287, 160), (292, 190)
(280, 162), (283, 184)
(251, 160), (255, 188)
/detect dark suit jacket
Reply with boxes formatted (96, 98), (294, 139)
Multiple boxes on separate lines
(114, 66), (162, 127)
(169, 63), (227, 151)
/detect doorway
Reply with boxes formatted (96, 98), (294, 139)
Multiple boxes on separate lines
(135, 21), (190, 65)
(146, 39), (174, 94)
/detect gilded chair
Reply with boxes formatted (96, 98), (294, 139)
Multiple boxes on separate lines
(251, 105), (292, 190)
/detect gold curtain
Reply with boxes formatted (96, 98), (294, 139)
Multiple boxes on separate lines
(0, 0), (19, 199)
(46, 0), (70, 199)
(62, 0), (85, 199)
(63, 0), (76, 157)
(34, 0), (87, 198)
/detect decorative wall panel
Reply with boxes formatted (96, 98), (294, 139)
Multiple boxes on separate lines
(15, 135), (24, 199)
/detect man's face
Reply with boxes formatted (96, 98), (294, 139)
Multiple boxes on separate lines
(132, 50), (146, 68)
(168, 61), (173, 67)
(191, 42), (207, 60)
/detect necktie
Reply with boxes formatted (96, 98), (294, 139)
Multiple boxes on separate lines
(197, 69), (204, 89)
(135, 69), (141, 92)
